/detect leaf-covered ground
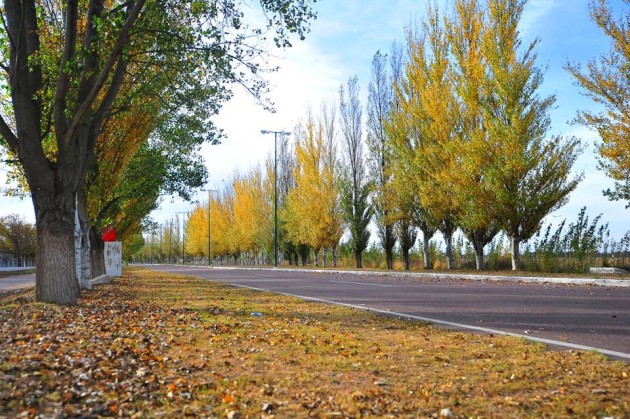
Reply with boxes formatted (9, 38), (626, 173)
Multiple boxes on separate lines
(0, 268), (628, 418)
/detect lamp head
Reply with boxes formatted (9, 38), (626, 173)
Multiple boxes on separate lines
(260, 130), (270, 134)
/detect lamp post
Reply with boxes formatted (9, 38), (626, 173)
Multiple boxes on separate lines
(177, 211), (187, 264)
(169, 219), (173, 264)
(260, 129), (290, 268)
(203, 189), (219, 266)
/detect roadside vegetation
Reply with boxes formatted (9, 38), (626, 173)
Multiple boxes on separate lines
(1, 268), (628, 417)
(136, 206), (630, 275)
(1, 0), (628, 306)
(130, 0), (630, 277)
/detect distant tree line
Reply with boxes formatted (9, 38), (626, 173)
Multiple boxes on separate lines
(132, 0), (629, 274)
(0, 215), (36, 267)
(137, 0), (627, 270)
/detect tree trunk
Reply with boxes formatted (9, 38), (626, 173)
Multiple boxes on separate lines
(511, 235), (522, 271)
(34, 197), (80, 305)
(473, 240), (485, 270)
(90, 227), (106, 277)
(402, 247), (410, 270)
(385, 224), (394, 269)
(444, 233), (455, 269)
(79, 228), (91, 288)
(76, 192), (92, 288)
(355, 249), (363, 268)
(421, 232), (431, 270)
(332, 246), (338, 267)
(314, 248), (320, 267)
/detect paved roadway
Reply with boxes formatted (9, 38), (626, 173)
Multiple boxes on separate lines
(142, 265), (630, 360)
(0, 272), (35, 292)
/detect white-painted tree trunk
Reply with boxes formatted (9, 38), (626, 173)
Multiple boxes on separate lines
(422, 233), (431, 269)
(473, 242), (485, 270)
(75, 196), (92, 290)
(511, 236), (522, 271)
(444, 233), (455, 270)
(74, 207), (82, 289)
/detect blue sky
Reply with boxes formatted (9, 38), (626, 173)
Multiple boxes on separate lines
(1, 0), (628, 240)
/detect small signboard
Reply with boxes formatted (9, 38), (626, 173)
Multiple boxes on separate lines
(102, 226), (116, 242)
(105, 241), (123, 277)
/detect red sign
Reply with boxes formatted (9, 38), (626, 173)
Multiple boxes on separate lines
(102, 227), (116, 242)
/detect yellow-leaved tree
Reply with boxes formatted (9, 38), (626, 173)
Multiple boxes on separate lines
(209, 193), (230, 262)
(185, 204), (208, 258)
(445, 0), (502, 270)
(567, 0), (630, 208)
(283, 110), (343, 266)
(231, 168), (269, 264)
(390, 7), (459, 270)
(482, 0), (582, 270)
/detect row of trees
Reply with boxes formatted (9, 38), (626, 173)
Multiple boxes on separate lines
(167, 0), (588, 271)
(386, 0), (583, 271)
(0, 1), (318, 304)
(0, 215), (36, 267)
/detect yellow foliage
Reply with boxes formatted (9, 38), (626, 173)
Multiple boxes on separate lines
(185, 204), (208, 257)
(567, 0), (630, 204)
(284, 111), (342, 251)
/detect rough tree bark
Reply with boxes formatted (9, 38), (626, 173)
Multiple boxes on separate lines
(33, 190), (80, 305)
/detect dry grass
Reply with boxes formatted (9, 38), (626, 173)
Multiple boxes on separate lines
(0, 267), (628, 418)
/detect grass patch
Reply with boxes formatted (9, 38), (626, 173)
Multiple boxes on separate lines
(0, 267), (628, 417)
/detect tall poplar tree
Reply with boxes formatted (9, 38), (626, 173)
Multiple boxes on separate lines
(483, 0), (582, 270)
(567, 0), (630, 208)
(276, 134), (300, 264)
(446, 0), (502, 270)
(321, 102), (344, 267)
(284, 111), (342, 266)
(394, 7), (459, 269)
(339, 76), (372, 268)
(367, 48), (399, 269)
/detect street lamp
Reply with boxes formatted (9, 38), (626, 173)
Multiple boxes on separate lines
(169, 219), (173, 264)
(177, 211), (187, 264)
(202, 189), (219, 266)
(260, 129), (290, 268)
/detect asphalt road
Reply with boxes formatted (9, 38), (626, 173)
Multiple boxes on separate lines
(142, 265), (630, 360)
(0, 273), (35, 292)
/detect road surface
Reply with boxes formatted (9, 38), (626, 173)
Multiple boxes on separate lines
(0, 273), (35, 292)
(142, 265), (630, 360)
